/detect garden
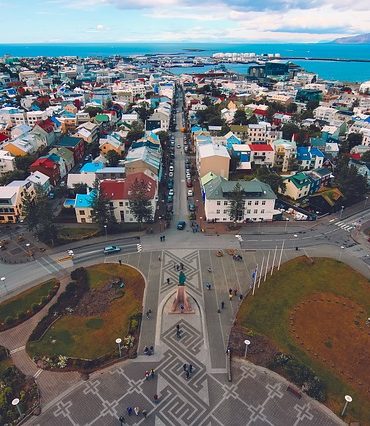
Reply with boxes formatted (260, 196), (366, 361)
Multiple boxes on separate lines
(230, 256), (370, 424)
(27, 264), (145, 372)
(0, 345), (39, 424)
(0, 279), (59, 331)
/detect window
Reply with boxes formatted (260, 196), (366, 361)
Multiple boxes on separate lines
(119, 202), (123, 207)
(261, 209), (265, 214)
(79, 210), (85, 215)
(109, 202), (114, 207)
(217, 201), (221, 206)
(216, 209), (220, 214)
(224, 201), (228, 206)
(246, 209), (251, 214)
(223, 210), (228, 214)
(262, 201), (266, 206)
(247, 201), (252, 206)
(125, 201), (129, 206)
(254, 209), (258, 214)
(255, 201), (259, 205)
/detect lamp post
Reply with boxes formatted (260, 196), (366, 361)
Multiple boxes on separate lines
(244, 339), (250, 358)
(12, 398), (22, 417)
(284, 218), (289, 232)
(364, 197), (368, 209)
(25, 243), (31, 257)
(340, 205), (344, 220)
(341, 395), (352, 417)
(116, 338), (122, 358)
(339, 246), (345, 262)
(0, 277), (8, 294)
(104, 225), (107, 241)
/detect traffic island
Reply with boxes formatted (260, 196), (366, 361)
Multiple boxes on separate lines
(229, 256), (370, 424)
(26, 263), (145, 373)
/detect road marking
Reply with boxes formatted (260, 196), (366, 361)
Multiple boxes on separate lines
(34, 369), (43, 379)
(10, 346), (25, 354)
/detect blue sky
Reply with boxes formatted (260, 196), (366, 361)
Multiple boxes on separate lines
(0, 0), (369, 43)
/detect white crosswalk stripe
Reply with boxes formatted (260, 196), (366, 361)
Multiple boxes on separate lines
(333, 221), (354, 233)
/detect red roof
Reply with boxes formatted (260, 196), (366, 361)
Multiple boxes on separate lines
(124, 173), (157, 200)
(254, 109), (268, 116)
(100, 180), (125, 200)
(34, 118), (54, 133)
(32, 157), (57, 169)
(350, 153), (362, 161)
(0, 133), (8, 143)
(249, 143), (274, 152)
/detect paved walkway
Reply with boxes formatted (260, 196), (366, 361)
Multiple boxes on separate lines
(26, 249), (344, 425)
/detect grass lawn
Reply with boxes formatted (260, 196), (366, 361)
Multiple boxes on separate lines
(58, 227), (99, 240)
(0, 279), (58, 323)
(27, 264), (144, 360)
(237, 257), (370, 423)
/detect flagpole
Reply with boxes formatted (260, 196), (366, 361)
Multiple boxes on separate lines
(271, 245), (278, 276)
(278, 240), (285, 271)
(258, 256), (265, 288)
(252, 264), (258, 296)
(264, 250), (270, 282)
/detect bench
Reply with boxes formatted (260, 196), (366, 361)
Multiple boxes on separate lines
(287, 385), (302, 399)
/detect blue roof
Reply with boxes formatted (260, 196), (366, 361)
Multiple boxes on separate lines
(191, 125), (206, 133)
(226, 134), (241, 145)
(310, 147), (324, 157)
(50, 116), (61, 127)
(59, 135), (82, 147)
(297, 146), (310, 161)
(74, 190), (96, 209)
(80, 162), (104, 173)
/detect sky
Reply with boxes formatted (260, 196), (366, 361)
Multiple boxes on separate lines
(0, 0), (369, 43)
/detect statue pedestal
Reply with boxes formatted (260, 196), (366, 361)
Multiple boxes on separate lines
(170, 285), (194, 314)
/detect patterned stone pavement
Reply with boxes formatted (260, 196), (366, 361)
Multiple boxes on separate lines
(29, 249), (342, 425)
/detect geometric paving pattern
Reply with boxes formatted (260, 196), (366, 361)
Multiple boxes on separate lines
(32, 249), (342, 426)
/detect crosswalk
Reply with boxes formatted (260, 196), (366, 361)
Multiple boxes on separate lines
(333, 221), (356, 232)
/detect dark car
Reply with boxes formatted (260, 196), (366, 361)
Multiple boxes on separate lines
(186, 179), (193, 188)
(177, 221), (186, 230)
(167, 180), (174, 189)
(188, 203), (196, 212)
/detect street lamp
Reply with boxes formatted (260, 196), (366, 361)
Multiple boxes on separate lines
(104, 225), (107, 241)
(340, 205), (344, 220)
(339, 245), (345, 262)
(0, 277), (8, 294)
(12, 398), (22, 417)
(25, 243), (31, 257)
(116, 338), (122, 357)
(341, 395), (352, 417)
(364, 196), (368, 209)
(284, 218), (289, 232)
(244, 339), (250, 358)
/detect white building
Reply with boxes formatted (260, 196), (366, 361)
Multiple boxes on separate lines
(0, 150), (15, 176)
(202, 175), (276, 223)
(313, 106), (338, 122)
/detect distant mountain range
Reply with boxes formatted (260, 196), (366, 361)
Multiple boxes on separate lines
(332, 33), (370, 44)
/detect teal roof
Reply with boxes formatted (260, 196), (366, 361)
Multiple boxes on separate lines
(59, 135), (82, 147)
(80, 162), (104, 173)
(74, 190), (96, 209)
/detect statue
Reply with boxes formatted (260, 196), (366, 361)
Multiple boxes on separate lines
(170, 271), (193, 313)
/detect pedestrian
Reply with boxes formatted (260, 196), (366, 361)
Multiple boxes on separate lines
(153, 394), (159, 403)
(234, 289), (238, 296)
(176, 324), (180, 332)
(207, 266), (212, 273)
(229, 288), (233, 295)
(176, 327), (181, 338)
(221, 301), (225, 310)
(150, 368), (155, 378)
(134, 406), (140, 416)
(173, 262), (176, 270)
(144, 346), (149, 355)
(145, 370), (150, 380)
(176, 264), (179, 271)
(239, 294), (243, 301)
(158, 256), (161, 262)
(185, 369), (190, 380)
(180, 304), (184, 313)
(167, 277), (170, 284)
(146, 310), (150, 319)
(163, 235), (166, 241)
(183, 363), (187, 371)
(127, 407), (133, 416)
(142, 409), (147, 418)
(119, 415), (125, 425)
(149, 345), (154, 355)
(229, 293), (233, 301)
(118, 259), (122, 265)
(189, 364), (193, 373)
(180, 262), (184, 270)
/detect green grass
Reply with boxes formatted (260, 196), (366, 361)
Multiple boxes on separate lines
(237, 257), (370, 423)
(27, 264), (144, 360)
(0, 279), (58, 323)
(58, 227), (99, 240)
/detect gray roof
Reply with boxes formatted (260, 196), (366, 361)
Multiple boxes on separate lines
(204, 177), (276, 200)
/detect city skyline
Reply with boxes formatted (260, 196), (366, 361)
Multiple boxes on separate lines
(1, 0), (369, 44)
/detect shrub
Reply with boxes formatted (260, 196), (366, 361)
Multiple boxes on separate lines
(40, 296), (48, 305)
(31, 303), (39, 313)
(65, 282), (77, 294)
(0, 345), (9, 361)
(70, 267), (88, 284)
(17, 311), (27, 321)
(4, 317), (14, 326)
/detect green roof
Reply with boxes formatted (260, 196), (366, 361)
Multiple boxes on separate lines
(95, 114), (110, 123)
(285, 172), (310, 189)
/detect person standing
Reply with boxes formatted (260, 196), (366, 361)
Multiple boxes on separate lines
(229, 293), (233, 301)
(221, 301), (225, 310)
(134, 407), (140, 416)
(150, 368), (155, 379)
(142, 409), (147, 418)
(153, 394), (159, 403)
(183, 363), (187, 372)
(127, 407), (133, 416)
(145, 370), (150, 380)
(119, 415), (125, 425)
(189, 364), (193, 373)
(185, 369), (190, 380)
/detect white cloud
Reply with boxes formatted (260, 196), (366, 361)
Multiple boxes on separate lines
(87, 23), (110, 32)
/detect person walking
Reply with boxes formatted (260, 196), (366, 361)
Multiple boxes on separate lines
(221, 301), (225, 310)
(118, 259), (122, 265)
(142, 409), (147, 418)
(185, 369), (190, 380)
(145, 370), (150, 380)
(146, 310), (150, 319)
(189, 364), (193, 373)
(127, 407), (133, 416)
(239, 294), (243, 301)
(229, 293), (233, 301)
(149, 345), (154, 355)
(158, 256), (161, 262)
(183, 363), (187, 372)
(167, 277), (170, 284)
(234, 288), (238, 296)
(150, 368), (155, 379)
(119, 415), (126, 425)
(229, 288), (233, 295)
(134, 407), (140, 416)
(153, 394), (159, 404)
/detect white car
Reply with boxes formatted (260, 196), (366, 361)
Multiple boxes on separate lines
(168, 189), (174, 196)
(187, 189), (194, 197)
(169, 165), (174, 172)
(169, 171), (174, 178)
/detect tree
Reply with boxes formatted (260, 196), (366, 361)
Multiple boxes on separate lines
(335, 155), (367, 205)
(282, 123), (300, 140)
(246, 114), (258, 125)
(306, 100), (320, 111)
(286, 103), (298, 114)
(346, 133), (363, 150)
(136, 105), (153, 122)
(157, 131), (169, 149)
(361, 151), (370, 162)
(228, 183), (245, 223)
(256, 167), (286, 194)
(89, 189), (116, 231)
(84, 106), (102, 118)
(106, 150), (120, 166)
(22, 185), (57, 245)
(128, 178), (153, 226)
(15, 155), (36, 172)
(233, 109), (247, 126)
(0, 170), (27, 186)
(126, 121), (144, 144)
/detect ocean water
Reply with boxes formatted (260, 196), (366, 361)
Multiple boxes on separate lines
(0, 43), (369, 82)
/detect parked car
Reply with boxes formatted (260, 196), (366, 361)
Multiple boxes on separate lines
(168, 189), (174, 196)
(103, 246), (121, 255)
(167, 195), (173, 203)
(177, 221), (186, 230)
(169, 171), (174, 178)
(187, 189), (194, 197)
(169, 165), (174, 172)
(167, 180), (174, 189)
(186, 179), (193, 188)
(188, 203), (196, 212)
(166, 203), (173, 212)
(177, 144), (181, 149)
